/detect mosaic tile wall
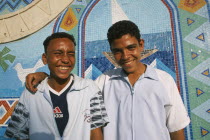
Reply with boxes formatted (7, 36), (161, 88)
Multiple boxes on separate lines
(0, 0), (210, 139)
(0, 0), (33, 15)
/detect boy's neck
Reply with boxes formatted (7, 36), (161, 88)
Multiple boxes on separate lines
(48, 76), (71, 92)
(127, 63), (146, 86)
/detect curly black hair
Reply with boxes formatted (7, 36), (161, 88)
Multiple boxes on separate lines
(43, 32), (76, 53)
(107, 20), (141, 46)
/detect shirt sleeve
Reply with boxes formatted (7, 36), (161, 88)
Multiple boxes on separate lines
(4, 89), (30, 139)
(94, 73), (106, 92)
(164, 73), (190, 132)
(90, 91), (109, 130)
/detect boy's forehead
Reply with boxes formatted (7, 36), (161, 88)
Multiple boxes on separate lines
(46, 38), (75, 53)
(49, 37), (73, 44)
(113, 34), (138, 41)
(112, 34), (138, 43)
(48, 38), (75, 47)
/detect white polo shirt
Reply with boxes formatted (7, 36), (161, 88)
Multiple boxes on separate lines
(95, 65), (190, 140)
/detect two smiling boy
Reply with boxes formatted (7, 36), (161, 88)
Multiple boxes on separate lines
(5, 20), (190, 140)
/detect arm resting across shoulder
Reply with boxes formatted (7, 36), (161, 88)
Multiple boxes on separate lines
(25, 72), (48, 93)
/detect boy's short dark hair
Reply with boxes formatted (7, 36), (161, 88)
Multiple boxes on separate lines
(43, 32), (76, 53)
(107, 20), (141, 45)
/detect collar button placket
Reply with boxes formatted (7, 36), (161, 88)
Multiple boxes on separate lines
(131, 87), (135, 140)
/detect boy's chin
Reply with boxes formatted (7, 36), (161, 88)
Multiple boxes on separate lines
(123, 68), (135, 74)
(53, 74), (71, 81)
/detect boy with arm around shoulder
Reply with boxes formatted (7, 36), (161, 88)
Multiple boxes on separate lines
(5, 32), (108, 140)
(25, 20), (190, 140)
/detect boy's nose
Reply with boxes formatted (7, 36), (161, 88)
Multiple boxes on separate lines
(61, 54), (69, 63)
(121, 50), (129, 59)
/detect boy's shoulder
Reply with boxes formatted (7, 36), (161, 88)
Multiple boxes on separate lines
(73, 74), (95, 84)
(36, 77), (49, 93)
(96, 68), (122, 80)
(151, 67), (177, 88)
(94, 68), (122, 90)
(72, 74), (98, 89)
(153, 68), (174, 81)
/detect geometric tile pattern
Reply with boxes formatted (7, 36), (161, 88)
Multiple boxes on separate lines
(0, 0), (33, 15)
(188, 58), (210, 86)
(202, 68), (210, 77)
(184, 22), (210, 51)
(178, 0), (206, 13)
(0, 99), (18, 127)
(187, 18), (195, 26)
(85, 57), (115, 77)
(179, 8), (208, 38)
(191, 99), (210, 123)
(85, 64), (102, 80)
(191, 52), (198, 60)
(195, 4), (209, 19)
(200, 127), (209, 137)
(178, 0), (210, 139)
(196, 88), (205, 97)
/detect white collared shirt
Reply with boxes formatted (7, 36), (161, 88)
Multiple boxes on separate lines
(95, 65), (190, 140)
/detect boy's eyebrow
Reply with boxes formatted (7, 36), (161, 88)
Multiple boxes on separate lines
(111, 48), (120, 51)
(111, 44), (137, 50)
(68, 51), (76, 53)
(126, 44), (137, 48)
(49, 50), (75, 52)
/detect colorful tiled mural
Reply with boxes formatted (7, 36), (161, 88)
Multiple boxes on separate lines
(0, 0), (210, 139)
(0, 0), (33, 15)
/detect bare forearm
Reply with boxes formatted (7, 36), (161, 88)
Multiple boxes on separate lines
(170, 129), (185, 140)
(25, 72), (48, 92)
(91, 127), (103, 140)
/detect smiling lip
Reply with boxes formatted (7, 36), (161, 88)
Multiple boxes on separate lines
(57, 66), (72, 73)
(59, 66), (70, 70)
(121, 59), (134, 65)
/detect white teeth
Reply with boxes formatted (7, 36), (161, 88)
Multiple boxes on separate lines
(59, 67), (69, 70)
(124, 61), (132, 64)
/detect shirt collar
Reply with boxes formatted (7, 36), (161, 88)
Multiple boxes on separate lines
(143, 65), (159, 81)
(70, 74), (89, 91)
(38, 74), (88, 93)
(110, 65), (159, 81)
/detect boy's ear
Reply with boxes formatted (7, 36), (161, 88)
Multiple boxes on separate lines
(42, 53), (47, 65)
(139, 39), (144, 50)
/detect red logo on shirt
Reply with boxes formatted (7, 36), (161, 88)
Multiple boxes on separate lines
(53, 106), (63, 118)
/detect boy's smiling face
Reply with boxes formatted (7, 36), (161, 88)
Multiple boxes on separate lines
(42, 38), (75, 81)
(111, 34), (144, 74)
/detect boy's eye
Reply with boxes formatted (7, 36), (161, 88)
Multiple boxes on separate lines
(68, 53), (75, 56)
(128, 46), (135, 50)
(54, 52), (62, 55)
(112, 49), (120, 54)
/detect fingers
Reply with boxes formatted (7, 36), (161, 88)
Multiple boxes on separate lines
(25, 74), (37, 93)
(25, 72), (48, 93)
